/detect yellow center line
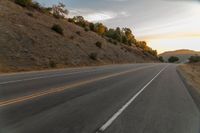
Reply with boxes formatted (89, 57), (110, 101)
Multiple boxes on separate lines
(0, 65), (157, 107)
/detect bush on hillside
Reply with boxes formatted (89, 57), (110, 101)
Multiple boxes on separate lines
(113, 41), (117, 45)
(189, 55), (200, 63)
(84, 27), (89, 32)
(52, 3), (69, 19)
(49, 61), (56, 68)
(95, 41), (102, 48)
(168, 56), (179, 63)
(89, 53), (98, 60)
(51, 24), (63, 35)
(76, 31), (81, 36)
(15, 0), (32, 7)
(158, 56), (164, 62)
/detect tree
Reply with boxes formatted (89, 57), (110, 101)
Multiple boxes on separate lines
(72, 16), (86, 27)
(189, 55), (200, 63)
(159, 56), (164, 62)
(168, 56), (179, 63)
(52, 3), (69, 19)
(89, 23), (95, 31)
(15, 0), (32, 7)
(95, 23), (107, 36)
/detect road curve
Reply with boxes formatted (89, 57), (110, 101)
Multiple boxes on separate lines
(0, 63), (199, 133)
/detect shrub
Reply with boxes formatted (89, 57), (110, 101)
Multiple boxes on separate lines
(89, 53), (98, 60)
(158, 56), (164, 62)
(113, 41), (117, 45)
(189, 55), (200, 63)
(52, 3), (69, 19)
(49, 61), (56, 68)
(95, 41), (102, 48)
(15, 0), (32, 7)
(26, 12), (34, 17)
(84, 27), (89, 32)
(68, 18), (75, 23)
(51, 24), (63, 35)
(89, 23), (95, 31)
(168, 56), (179, 63)
(108, 38), (113, 43)
(70, 36), (74, 40)
(31, 2), (41, 10)
(76, 31), (81, 36)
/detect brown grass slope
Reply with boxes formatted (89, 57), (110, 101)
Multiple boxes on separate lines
(178, 63), (200, 110)
(160, 49), (200, 62)
(0, 0), (158, 73)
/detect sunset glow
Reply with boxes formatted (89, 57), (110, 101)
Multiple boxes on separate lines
(36, 0), (200, 53)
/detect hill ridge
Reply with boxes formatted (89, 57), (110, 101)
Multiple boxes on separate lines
(0, 0), (158, 73)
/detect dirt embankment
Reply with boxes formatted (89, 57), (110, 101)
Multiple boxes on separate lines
(0, 0), (158, 73)
(178, 63), (200, 110)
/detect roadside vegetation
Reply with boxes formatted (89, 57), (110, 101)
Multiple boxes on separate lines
(14, 0), (157, 57)
(189, 55), (200, 63)
(51, 24), (64, 35)
(0, 0), (159, 73)
(178, 55), (200, 109)
(168, 56), (179, 63)
(68, 16), (157, 57)
(158, 56), (164, 62)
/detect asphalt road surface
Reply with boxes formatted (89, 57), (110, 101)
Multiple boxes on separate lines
(0, 63), (199, 133)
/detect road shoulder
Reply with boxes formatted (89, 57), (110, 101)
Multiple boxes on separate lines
(177, 64), (200, 111)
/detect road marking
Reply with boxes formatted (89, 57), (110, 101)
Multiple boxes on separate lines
(0, 65), (156, 107)
(0, 69), (102, 85)
(0, 65), (142, 85)
(96, 65), (168, 133)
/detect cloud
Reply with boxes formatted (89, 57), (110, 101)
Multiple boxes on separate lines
(106, 0), (128, 1)
(69, 8), (129, 22)
(85, 12), (117, 21)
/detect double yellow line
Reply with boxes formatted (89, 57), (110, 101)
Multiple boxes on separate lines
(0, 65), (157, 107)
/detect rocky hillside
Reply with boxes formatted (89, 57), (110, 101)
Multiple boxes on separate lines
(0, 0), (158, 73)
(160, 49), (200, 63)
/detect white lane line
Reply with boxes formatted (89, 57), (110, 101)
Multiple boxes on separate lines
(96, 65), (169, 133)
(0, 70), (98, 85)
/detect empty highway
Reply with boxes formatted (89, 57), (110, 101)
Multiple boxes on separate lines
(0, 63), (199, 133)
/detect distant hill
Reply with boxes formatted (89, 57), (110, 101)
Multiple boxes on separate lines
(0, 0), (158, 73)
(159, 49), (200, 62)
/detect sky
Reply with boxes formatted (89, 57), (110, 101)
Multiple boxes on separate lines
(35, 0), (200, 54)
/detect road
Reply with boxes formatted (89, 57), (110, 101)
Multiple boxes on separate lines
(0, 63), (199, 133)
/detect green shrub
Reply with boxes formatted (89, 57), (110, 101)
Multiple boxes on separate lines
(84, 27), (89, 32)
(53, 14), (61, 19)
(49, 61), (56, 68)
(168, 56), (179, 63)
(68, 18), (75, 23)
(113, 41), (117, 45)
(95, 41), (102, 48)
(89, 23), (95, 31)
(189, 55), (200, 63)
(158, 56), (164, 62)
(31, 2), (40, 9)
(51, 24), (63, 35)
(108, 38), (113, 43)
(15, 0), (32, 7)
(89, 53), (98, 60)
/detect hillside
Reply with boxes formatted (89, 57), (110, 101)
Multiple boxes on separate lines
(159, 49), (200, 63)
(0, 0), (158, 73)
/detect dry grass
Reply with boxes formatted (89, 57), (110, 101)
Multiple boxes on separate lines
(0, 0), (158, 73)
(178, 63), (200, 94)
